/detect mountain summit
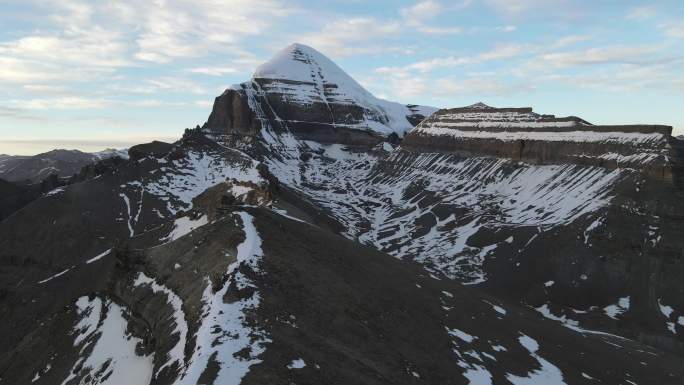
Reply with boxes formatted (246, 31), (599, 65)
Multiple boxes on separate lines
(252, 43), (373, 102)
(203, 43), (436, 145)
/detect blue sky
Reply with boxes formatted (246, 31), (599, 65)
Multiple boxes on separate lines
(1, 0), (682, 154)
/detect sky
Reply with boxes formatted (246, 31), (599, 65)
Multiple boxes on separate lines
(0, 0), (683, 155)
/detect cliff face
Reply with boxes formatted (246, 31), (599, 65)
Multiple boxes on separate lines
(204, 88), (261, 139)
(403, 103), (676, 181)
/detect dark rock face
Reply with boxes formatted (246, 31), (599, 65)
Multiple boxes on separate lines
(203, 86), (387, 146)
(203, 89), (261, 139)
(128, 141), (174, 161)
(0, 178), (39, 220)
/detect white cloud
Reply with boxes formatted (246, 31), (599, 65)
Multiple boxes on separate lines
(0, 0), (293, 87)
(367, 69), (429, 100)
(0, 30), (131, 67)
(368, 68), (532, 103)
(0, 21), (126, 85)
(404, 56), (472, 72)
(496, 25), (517, 32)
(436, 77), (533, 96)
(626, 6), (657, 20)
(103, 77), (210, 96)
(483, 0), (582, 19)
(298, 18), (403, 57)
(660, 21), (684, 38)
(399, 0), (470, 35)
(400, 0), (443, 21)
(539, 45), (661, 67)
(551, 34), (592, 48)
(478, 43), (528, 60)
(0, 57), (67, 84)
(539, 64), (684, 93)
(188, 67), (239, 76)
(9, 94), (210, 111)
(484, 0), (549, 15)
(126, 0), (294, 63)
(14, 97), (111, 110)
(417, 26), (464, 35)
(393, 42), (529, 73)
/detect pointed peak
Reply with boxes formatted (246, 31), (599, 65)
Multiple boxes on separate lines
(466, 102), (494, 109)
(252, 42), (372, 100)
(253, 42), (346, 83)
(284, 42), (318, 54)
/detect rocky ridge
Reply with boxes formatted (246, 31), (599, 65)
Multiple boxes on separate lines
(0, 148), (128, 183)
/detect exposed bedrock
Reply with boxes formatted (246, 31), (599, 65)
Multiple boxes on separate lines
(203, 87), (394, 146)
(403, 106), (678, 182)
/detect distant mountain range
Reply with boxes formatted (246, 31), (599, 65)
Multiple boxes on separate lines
(1, 43), (683, 385)
(0, 148), (127, 183)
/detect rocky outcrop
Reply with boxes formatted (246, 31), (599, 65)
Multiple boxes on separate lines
(192, 179), (272, 221)
(403, 103), (677, 181)
(203, 89), (261, 139)
(127, 141), (174, 161)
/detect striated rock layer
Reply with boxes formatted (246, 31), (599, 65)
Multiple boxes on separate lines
(404, 103), (676, 181)
(202, 43), (436, 147)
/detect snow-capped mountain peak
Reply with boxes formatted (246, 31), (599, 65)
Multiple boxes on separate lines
(205, 43), (438, 139)
(253, 43), (373, 102)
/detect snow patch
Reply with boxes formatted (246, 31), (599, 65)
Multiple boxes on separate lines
(37, 266), (74, 284)
(483, 300), (507, 316)
(287, 358), (306, 369)
(463, 364), (493, 385)
(447, 327), (477, 343)
(60, 300), (154, 385)
(72, 296), (103, 347)
(506, 334), (566, 385)
(604, 296), (630, 320)
(86, 249), (111, 264)
(167, 215), (209, 241)
(45, 187), (65, 197)
(658, 299), (674, 318)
